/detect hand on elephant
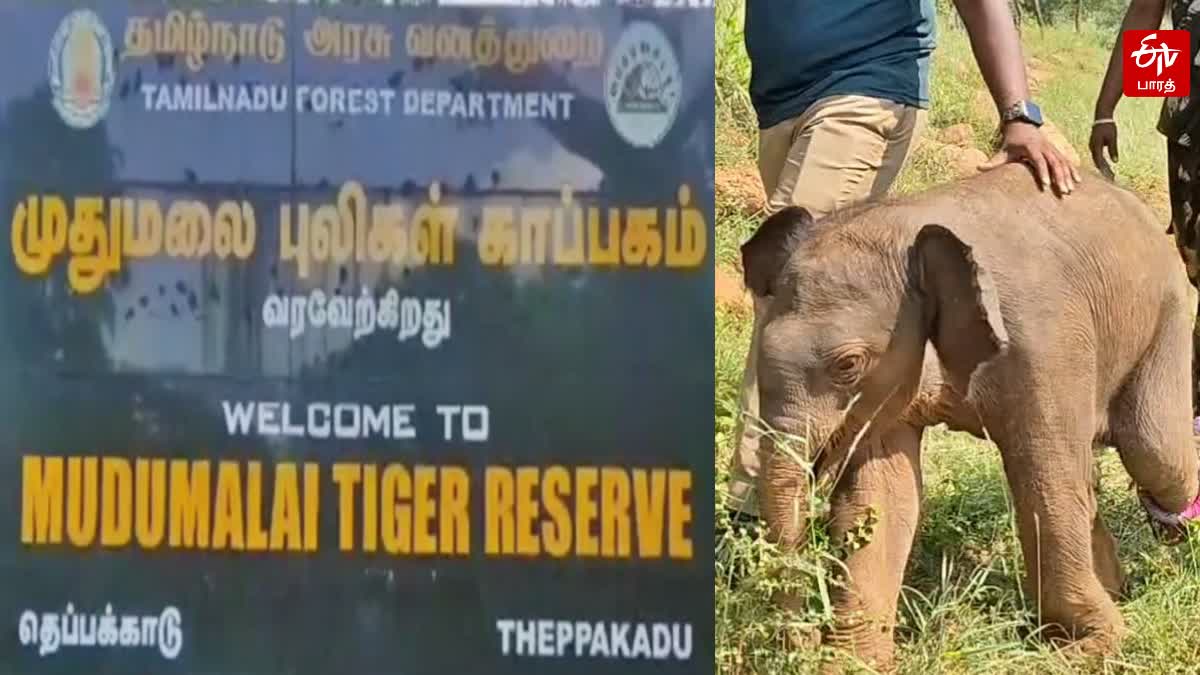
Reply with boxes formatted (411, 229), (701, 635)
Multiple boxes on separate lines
(980, 122), (1080, 196)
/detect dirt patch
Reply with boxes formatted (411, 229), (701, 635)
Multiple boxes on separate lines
(922, 138), (990, 179)
(716, 265), (752, 314)
(716, 120), (755, 156)
(1026, 57), (1052, 94)
(951, 147), (991, 177)
(938, 123), (974, 148)
(973, 90), (997, 131)
(716, 163), (766, 216)
(716, 121), (757, 171)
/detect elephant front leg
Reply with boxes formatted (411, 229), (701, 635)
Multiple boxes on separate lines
(823, 423), (924, 672)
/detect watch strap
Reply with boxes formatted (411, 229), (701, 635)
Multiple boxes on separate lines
(1000, 100), (1041, 126)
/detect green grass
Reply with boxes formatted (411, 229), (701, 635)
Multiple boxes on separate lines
(714, 3), (1200, 673)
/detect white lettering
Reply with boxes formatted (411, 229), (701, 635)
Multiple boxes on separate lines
(494, 620), (694, 660)
(1132, 32), (1181, 76)
(437, 404), (490, 442)
(142, 83), (288, 113)
(138, 83), (397, 115)
(496, 619), (515, 655)
(261, 291), (450, 348)
(308, 403), (331, 439)
(221, 401), (422, 440)
(18, 604), (184, 660)
(221, 400), (255, 435)
(400, 89), (576, 120)
(281, 403), (305, 437)
(333, 403), (361, 438)
(257, 401), (282, 436)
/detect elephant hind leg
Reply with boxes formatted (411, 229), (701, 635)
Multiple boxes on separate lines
(988, 391), (1126, 653)
(1108, 304), (1200, 514)
(1091, 510), (1124, 600)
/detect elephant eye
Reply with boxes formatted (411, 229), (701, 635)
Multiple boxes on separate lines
(830, 351), (868, 386)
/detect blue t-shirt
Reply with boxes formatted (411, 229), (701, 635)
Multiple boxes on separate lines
(744, 0), (937, 130)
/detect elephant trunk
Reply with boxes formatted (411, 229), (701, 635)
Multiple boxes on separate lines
(758, 408), (832, 551)
(759, 431), (809, 551)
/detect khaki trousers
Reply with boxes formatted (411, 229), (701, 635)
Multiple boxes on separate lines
(726, 94), (927, 516)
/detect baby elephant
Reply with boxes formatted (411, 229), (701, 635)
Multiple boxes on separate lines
(744, 163), (1200, 669)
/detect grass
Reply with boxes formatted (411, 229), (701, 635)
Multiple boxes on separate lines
(714, 3), (1200, 673)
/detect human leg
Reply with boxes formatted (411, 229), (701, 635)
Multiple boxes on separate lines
(725, 95), (927, 517)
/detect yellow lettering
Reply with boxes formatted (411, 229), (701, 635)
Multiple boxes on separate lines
(100, 457), (133, 547)
(246, 461), (268, 551)
(125, 199), (163, 257)
(471, 195), (705, 270)
(68, 197), (121, 294)
(553, 186), (585, 266)
(212, 461), (244, 550)
(668, 470), (693, 560)
(600, 467), (631, 558)
(541, 465), (571, 558)
(168, 459), (210, 549)
(332, 463), (360, 551)
(369, 203), (403, 264)
(478, 206), (517, 266)
(441, 466), (470, 555)
(413, 466), (436, 554)
(622, 207), (662, 267)
(362, 463), (378, 552)
(11, 196), (69, 276)
(11, 192), (261, 291)
(21, 455), (63, 544)
(575, 467), (599, 557)
(519, 206), (550, 265)
(304, 463), (320, 552)
(122, 13), (286, 66)
(381, 465), (411, 554)
(485, 466), (514, 554)
(633, 469), (665, 558)
(665, 185), (706, 267)
(66, 456), (99, 547)
(515, 466), (539, 556)
(587, 208), (620, 266)
(281, 204), (310, 278)
(134, 459), (166, 548)
(269, 463), (303, 551)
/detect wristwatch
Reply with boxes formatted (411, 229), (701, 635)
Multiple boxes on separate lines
(1000, 99), (1044, 127)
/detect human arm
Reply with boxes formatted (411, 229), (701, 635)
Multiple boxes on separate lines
(953, 0), (1080, 195)
(1090, 0), (1168, 179)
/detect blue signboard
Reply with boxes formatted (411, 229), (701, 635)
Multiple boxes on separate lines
(0, 2), (714, 673)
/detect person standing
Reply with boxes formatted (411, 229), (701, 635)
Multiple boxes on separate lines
(1091, 1), (1198, 303)
(1090, 0), (1200, 529)
(726, 0), (1080, 527)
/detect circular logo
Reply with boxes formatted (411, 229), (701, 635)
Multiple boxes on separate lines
(48, 9), (115, 130)
(604, 21), (682, 149)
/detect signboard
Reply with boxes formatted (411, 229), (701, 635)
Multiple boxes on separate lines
(0, 2), (714, 673)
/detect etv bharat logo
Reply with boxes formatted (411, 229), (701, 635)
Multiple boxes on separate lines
(48, 9), (115, 130)
(1123, 30), (1191, 98)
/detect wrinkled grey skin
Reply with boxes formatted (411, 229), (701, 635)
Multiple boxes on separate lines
(745, 163), (1200, 671)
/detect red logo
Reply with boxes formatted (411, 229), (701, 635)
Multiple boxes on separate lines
(1123, 30), (1191, 97)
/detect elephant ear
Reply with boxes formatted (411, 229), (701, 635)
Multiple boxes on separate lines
(741, 206), (813, 297)
(910, 224), (1009, 382)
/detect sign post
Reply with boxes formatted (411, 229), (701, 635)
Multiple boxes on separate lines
(0, 2), (714, 672)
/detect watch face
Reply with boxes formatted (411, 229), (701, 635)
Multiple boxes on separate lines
(1025, 101), (1044, 125)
